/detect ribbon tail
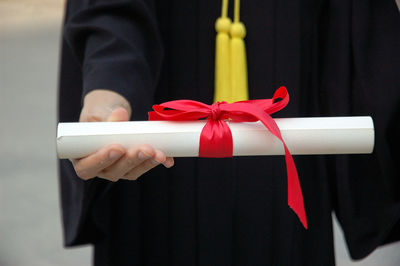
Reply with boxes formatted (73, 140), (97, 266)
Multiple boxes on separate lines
(284, 144), (308, 229)
(238, 103), (307, 229)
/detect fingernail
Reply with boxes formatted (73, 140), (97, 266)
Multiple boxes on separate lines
(151, 159), (160, 165)
(109, 150), (122, 160)
(138, 152), (150, 160)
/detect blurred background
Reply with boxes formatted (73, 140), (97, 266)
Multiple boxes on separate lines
(0, 0), (399, 265)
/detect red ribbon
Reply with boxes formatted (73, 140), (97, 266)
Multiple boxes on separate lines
(148, 87), (308, 229)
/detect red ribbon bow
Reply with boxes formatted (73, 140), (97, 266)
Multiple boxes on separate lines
(148, 87), (307, 229)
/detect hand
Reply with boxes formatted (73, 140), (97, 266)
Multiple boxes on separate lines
(71, 89), (174, 182)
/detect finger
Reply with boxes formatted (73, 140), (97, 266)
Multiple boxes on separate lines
(121, 150), (175, 181)
(164, 157), (175, 168)
(152, 149), (167, 164)
(107, 107), (130, 122)
(72, 144), (125, 180)
(123, 158), (161, 180)
(152, 149), (174, 168)
(99, 144), (156, 178)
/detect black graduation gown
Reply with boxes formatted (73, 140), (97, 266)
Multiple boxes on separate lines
(58, 0), (400, 265)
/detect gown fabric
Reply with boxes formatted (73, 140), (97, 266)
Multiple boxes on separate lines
(58, 0), (400, 265)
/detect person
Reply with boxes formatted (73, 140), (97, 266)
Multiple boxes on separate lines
(58, 0), (400, 265)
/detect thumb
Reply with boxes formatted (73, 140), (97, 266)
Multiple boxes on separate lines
(107, 107), (130, 122)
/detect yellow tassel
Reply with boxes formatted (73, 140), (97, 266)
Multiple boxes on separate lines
(214, 0), (248, 103)
(214, 0), (232, 103)
(230, 0), (248, 102)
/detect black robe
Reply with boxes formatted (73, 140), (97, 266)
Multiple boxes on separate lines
(58, 0), (400, 265)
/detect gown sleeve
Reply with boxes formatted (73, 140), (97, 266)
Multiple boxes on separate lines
(63, 0), (163, 108)
(320, 0), (400, 260)
(59, 0), (163, 246)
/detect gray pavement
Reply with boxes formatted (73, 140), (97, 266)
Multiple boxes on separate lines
(0, 25), (91, 266)
(0, 8), (400, 266)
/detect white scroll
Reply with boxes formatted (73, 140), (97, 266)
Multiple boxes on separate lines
(57, 116), (374, 159)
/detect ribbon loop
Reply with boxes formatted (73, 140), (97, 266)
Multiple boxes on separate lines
(148, 87), (308, 229)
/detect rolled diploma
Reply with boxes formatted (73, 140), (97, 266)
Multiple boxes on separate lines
(57, 116), (374, 159)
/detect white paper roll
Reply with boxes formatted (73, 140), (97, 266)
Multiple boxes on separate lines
(57, 117), (374, 159)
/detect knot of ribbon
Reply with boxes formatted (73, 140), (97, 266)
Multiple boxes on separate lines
(210, 101), (224, 120)
(148, 87), (308, 229)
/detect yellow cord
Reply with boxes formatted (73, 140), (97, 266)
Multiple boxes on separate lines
(214, 0), (248, 103)
(234, 0), (240, 22)
(222, 0), (228, 17)
(230, 0), (248, 102)
(214, 0), (231, 102)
